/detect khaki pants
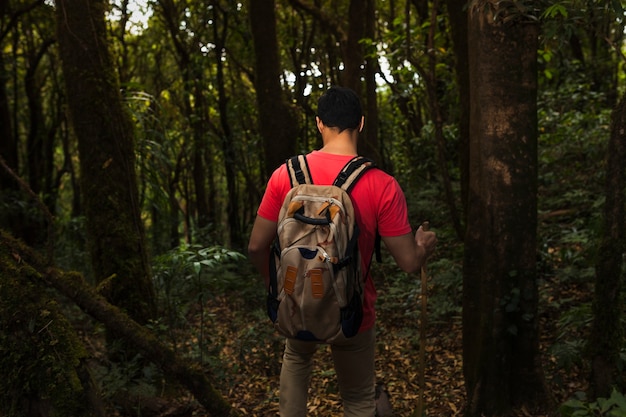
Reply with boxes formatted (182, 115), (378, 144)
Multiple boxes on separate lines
(279, 327), (376, 417)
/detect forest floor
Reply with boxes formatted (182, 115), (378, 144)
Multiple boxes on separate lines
(78, 203), (600, 417)
(96, 259), (593, 417)
(203, 279), (590, 417)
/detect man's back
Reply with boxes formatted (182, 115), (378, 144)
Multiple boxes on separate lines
(257, 150), (412, 334)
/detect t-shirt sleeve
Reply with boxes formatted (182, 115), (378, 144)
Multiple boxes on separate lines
(256, 166), (290, 222)
(376, 176), (413, 237)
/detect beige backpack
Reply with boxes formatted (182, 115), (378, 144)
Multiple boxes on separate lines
(267, 154), (375, 342)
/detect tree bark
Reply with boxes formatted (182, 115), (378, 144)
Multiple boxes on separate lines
(249, 0), (299, 178)
(589, 95), (625, 398)
(463, 2), (550, 415)
(55, 0), (156, 325)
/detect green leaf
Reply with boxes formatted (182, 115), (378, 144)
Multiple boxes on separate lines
(608, 390), (626, 415)
(542, 4), (568, 19)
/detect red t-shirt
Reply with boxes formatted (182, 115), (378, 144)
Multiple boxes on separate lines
(257, 150), (412, 332)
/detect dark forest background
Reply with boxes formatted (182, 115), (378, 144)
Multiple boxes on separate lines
(0, 1), (625, 416)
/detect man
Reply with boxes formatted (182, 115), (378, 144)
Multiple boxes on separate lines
(248, 86), (437, 417)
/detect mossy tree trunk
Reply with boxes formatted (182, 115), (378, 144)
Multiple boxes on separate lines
(462, 2), (551, 415)
(0, 229), (240, 417)
(0, 231), (105, 417)
(54, 0), (156, 325)
(589, 96), (626, 397)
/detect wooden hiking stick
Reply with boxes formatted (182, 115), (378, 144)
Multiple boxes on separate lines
(416, 221), (429, 417)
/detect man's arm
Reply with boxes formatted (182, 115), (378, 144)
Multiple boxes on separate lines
(247, 216), (278, 286)
(382, 224), (437, 274)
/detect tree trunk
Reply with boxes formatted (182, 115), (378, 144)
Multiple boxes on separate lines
(586, 7), (621, 107)
(249, 0), (299, 178)
(0, 230), (105, 417)
(55, 0), (156, 325)
(361, 0), (380, 162)
(190, 75), (212, 234)
(0, 53), (18, 191)
(589, 95), (626, 398)
(342, 0), (366, 91)
(24, 38), (56, 246)
(0, 10), (28, 244)
(444, 0), (470, 230)
(25, 40), (51, 197)
(213, 2), (243, 249)
(463, 2), (550, 415)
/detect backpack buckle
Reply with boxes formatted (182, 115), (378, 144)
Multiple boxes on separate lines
(335, 171), (348, 186)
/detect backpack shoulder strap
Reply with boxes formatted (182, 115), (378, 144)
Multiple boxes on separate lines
(286, 155), (313, 187)
(333, 156), (376, 192)
(334, 156), (382, 266)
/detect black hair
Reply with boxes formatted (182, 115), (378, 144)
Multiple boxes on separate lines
(317, 86), (362, 132)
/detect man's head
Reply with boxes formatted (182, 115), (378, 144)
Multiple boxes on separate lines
(317, 86), (363, 132)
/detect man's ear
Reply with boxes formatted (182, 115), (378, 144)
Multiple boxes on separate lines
(358, 116), (365, 132)
(316, 116), (324, 133)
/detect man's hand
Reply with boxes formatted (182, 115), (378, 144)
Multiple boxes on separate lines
(415, 222), (437, 263)
(382, 222), (437, 273)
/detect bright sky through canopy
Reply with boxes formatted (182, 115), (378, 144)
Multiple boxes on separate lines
(108, 0), (153, 34)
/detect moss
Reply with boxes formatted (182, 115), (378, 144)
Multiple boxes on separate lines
(0, 232), (93, 417)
